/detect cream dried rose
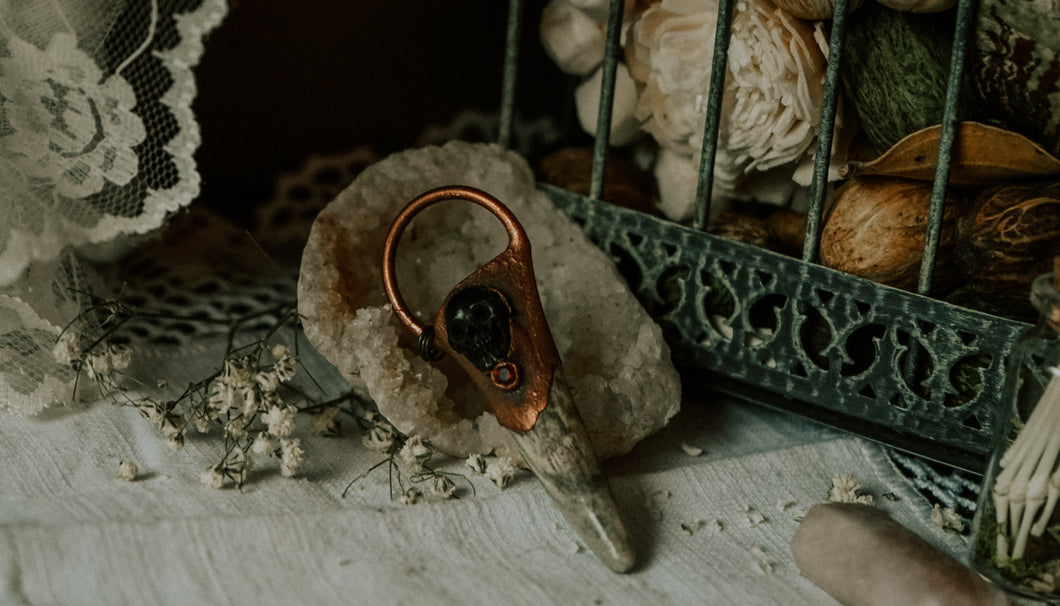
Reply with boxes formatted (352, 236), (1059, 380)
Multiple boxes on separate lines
(629, 0), (839, 206)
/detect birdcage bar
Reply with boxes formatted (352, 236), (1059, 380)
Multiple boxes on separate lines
(801, 0), (850, 263)
(588, 0), (627, 201)
(498, 0), (523, 150)
(917, 0), (975, 295)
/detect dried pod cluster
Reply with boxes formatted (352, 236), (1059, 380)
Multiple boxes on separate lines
(956, 183), (1060, 315)
(820, 177), (962, 293)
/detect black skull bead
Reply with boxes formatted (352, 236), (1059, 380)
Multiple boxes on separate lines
(444, 285), (512, 371)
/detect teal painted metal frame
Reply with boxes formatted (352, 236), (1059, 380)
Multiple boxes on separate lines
(497, 0), (1027, 472)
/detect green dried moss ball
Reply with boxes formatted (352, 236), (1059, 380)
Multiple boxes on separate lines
(840, 4), (977, 154)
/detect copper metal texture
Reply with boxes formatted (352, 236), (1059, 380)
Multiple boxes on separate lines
(381, 185), (560, 432)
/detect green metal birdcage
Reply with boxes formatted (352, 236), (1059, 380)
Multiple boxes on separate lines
(495, 0), (1029, 473)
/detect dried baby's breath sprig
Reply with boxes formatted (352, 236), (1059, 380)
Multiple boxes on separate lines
(52, 292), (367, 489)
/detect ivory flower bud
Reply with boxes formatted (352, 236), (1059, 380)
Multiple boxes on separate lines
(575, 62), (642, 146)
(540, 0), (606, 76)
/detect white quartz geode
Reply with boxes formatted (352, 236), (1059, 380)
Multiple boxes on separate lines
(297, 141), (680, 461)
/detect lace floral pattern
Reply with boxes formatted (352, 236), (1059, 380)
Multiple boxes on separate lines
(0, 32), (145, 199)
(0, 0), (227, 414)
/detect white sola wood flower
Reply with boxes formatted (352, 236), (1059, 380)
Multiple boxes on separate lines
(626, 0), (846, 212)
(992, 366), (1060, 560)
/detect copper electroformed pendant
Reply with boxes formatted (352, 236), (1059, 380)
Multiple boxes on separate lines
(382, 185), (635, 573)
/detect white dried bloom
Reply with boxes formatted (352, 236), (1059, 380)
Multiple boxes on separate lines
(224, 416), (251, 439)
(137, 398), (165, 424)
(279, 438), (304, 477)
(160, 413), (186, 440)
(402, 486), (425, 506)
(930, 504), (965, 533)
(465, 454), (488, 475)
(52, 330), (82, 365)
(85, 350), (112, 380)
(828, 473), (874, 505)
(362, 425), (397, 454)
(107, 343), (133, 370)
(274, 355), (297, 383)
(193, 409), (214, 434)
(628, 0), (838, 198)
(575, 62), (642, 147)
(222, 358), (253, 389)
(310, 407), (341, 436)
(251, 432), (274, 455)
(540, 0), (606, 76)
(264, 405), (297, 437)
(486, 457), (517, 489)
(207, 380), (243, 415)
(200, 465), (225, 489)
(166, 436), (184, 451)
(433, 475), (457, 499)
(271, 343), (290, 359)
(255, 370), (280, 394)
(398, 435), (431, 470)
(117, 459), (138, 481)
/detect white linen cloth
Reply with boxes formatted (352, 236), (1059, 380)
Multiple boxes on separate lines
(0, 337), (974, 605)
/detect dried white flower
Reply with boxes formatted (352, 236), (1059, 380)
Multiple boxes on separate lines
(271, 344), (290, 359)
(251, 432), (274, 455)
(465, 454), (488, 475)
(200, 465), (225, 489)
(310, 407), (341, 436)
(279, 438), (304, 477)
(117, 459), (138, 481)
(107, 343), (133, 371)
(433, 475), (457, 499)
(744, 506), (767, 528)
(137, 398), (165, 424)
(255, 370), (280, 394)
(166, 436), (184, 451)
(362, 425), (397, 454)
(52, 330), (82, 365)
(486, 457), (517, 489)
(274, 354), (297, 383)
(930, 504), (965, 533)
(264, 405), (297, 437)
(402, 487), (425, 506)
(626, 0), (844, 204)
(224, 416), (251, 439)
(85, 350), (112, 380)
(160, 413), (186, 440)
(828, 473), (875, 506)
(398, 435), (431, 470)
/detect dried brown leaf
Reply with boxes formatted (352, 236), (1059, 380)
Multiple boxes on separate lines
(839, 122), (1060, 188)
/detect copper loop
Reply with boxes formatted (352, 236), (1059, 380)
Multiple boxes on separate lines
(381, 185), (531, 341)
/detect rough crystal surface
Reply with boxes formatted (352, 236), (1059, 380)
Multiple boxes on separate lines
(297, 141), (680, 460)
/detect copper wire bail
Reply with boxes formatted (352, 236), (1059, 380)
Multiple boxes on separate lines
(381, 185), (531, 361)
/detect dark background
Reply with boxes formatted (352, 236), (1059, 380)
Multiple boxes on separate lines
(192, 1), (571, 223)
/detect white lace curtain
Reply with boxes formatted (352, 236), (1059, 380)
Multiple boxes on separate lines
(0, 0), (227, 414)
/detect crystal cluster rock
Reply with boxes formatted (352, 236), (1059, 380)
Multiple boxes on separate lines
(298, 141), (680, 460)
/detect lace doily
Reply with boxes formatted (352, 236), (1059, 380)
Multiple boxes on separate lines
(0, 0), (226, 414)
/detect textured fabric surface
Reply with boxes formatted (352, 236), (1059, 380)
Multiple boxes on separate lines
(0, 338), (976, 605)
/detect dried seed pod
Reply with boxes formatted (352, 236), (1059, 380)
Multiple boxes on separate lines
(955, 182), (1060, 317)
(765, 208), (807, 257)
(773, 0), (863, 21)
(535, 147), (656, 214)
(840, 122), (1060, 188)
(876, 0), (955, 12)
(711, 212), (771, 248)
(820, 177), (962, 293)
